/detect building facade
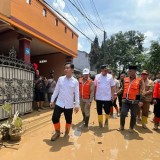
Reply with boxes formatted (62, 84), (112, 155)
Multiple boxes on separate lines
(73, 50), (90, 72)
(0, 0), (78, 119)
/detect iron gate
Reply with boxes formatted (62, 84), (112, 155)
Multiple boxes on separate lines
(0, 47), (34, 120)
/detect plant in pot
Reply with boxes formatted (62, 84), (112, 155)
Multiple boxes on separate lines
(0, 102), (12, 141)
(0, 122), (11, 141)
(9, 111), (23, 141)
(0, 102), (23, 141)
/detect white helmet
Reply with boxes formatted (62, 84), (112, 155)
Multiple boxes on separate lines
(82, 68), (90, 75)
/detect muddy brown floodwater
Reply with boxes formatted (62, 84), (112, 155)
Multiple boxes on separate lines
(0, 103), (160, 160)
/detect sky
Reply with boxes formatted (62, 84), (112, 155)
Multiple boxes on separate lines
(45, 0), (160, 53)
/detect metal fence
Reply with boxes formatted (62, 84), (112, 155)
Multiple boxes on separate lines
(0, 47), (34, 120)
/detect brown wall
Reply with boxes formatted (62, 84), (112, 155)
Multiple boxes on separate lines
(0, 0), (11, 16)
(0, 0), (78, 57)
(31, 53), (66, 81)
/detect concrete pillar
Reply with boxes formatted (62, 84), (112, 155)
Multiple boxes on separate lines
(18, 35), (32, 63)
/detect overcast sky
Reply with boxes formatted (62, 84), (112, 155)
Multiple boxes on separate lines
(46, 0), (160, 53)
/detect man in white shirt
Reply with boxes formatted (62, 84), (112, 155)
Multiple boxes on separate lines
(50, 63), (79, 141)
(94, 65), (115, 128)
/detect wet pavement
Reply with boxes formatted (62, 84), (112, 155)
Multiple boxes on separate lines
(0, 104), (160, 160)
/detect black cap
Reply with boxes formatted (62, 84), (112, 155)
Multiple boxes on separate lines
(128, 66), (137, 70)
(101, 64), (109, 70)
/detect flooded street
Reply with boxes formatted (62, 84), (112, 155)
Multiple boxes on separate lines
(0, 104), (160, 160)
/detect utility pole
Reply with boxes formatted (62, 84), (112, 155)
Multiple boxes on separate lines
(103, 31), (106, 64)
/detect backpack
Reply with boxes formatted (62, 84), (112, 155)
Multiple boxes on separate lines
(36, 80), (46, 92)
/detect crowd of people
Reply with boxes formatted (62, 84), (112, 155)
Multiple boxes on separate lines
(34, 63), (160, 141)
(34, 69), (56, 112)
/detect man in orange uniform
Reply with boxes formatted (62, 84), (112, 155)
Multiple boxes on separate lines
(140, 70), (154, 129)
(118, 66), (144, 132)
(153, 78), (160, 130)
(79, 68), (94, 127)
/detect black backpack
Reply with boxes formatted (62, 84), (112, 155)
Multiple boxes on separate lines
(36, 80), (46, 92)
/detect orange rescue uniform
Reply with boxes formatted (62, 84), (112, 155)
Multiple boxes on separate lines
(79, 78), (92, 99)
(122, 77), (141, 100)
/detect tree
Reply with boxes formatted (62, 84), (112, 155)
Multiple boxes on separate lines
(143, 40), (160, 76)
(89, 31), (146, 74)
(103, 31), (145, 73)
(89, 36), (100, 71)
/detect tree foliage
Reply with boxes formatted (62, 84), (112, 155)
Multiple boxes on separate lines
(89, 36), (100, 71)
(143, 40), (160, 76)
(89, 30), (146, 73)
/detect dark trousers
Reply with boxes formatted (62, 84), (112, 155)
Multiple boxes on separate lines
(52, 105), (73, 124)
(112, 97), (117, 108)
(47, 93), (52, 102)
(118, 94), (122, 111)
(120, 101), (139, 129)
(154, 99), (160, 118)
(96, 100), (112, 115)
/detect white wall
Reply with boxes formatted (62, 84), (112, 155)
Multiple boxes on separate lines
(73, 50), (90, 71)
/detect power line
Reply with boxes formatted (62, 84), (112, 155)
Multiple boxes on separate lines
(67, 0), (104, 32)
(76, 0), (102, 38)
(43, 1), (93, 42)
(65, 2), (89, 37)
(70, 0), (104, 43)
(77, 0), (103, 41)
(88, 0), (102, 31)
(72, 0), (97, 36)
(66, 0), (103, 44)
(90, 0), (105, 31)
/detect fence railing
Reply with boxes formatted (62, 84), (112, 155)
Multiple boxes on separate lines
(0, 47), (34, 120)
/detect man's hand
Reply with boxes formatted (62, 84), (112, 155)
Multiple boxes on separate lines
(50, 102), (55, 109)
(111, 96), (115, 102)
(138, 102), (143, 107)
(74, 107), (79, 114)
